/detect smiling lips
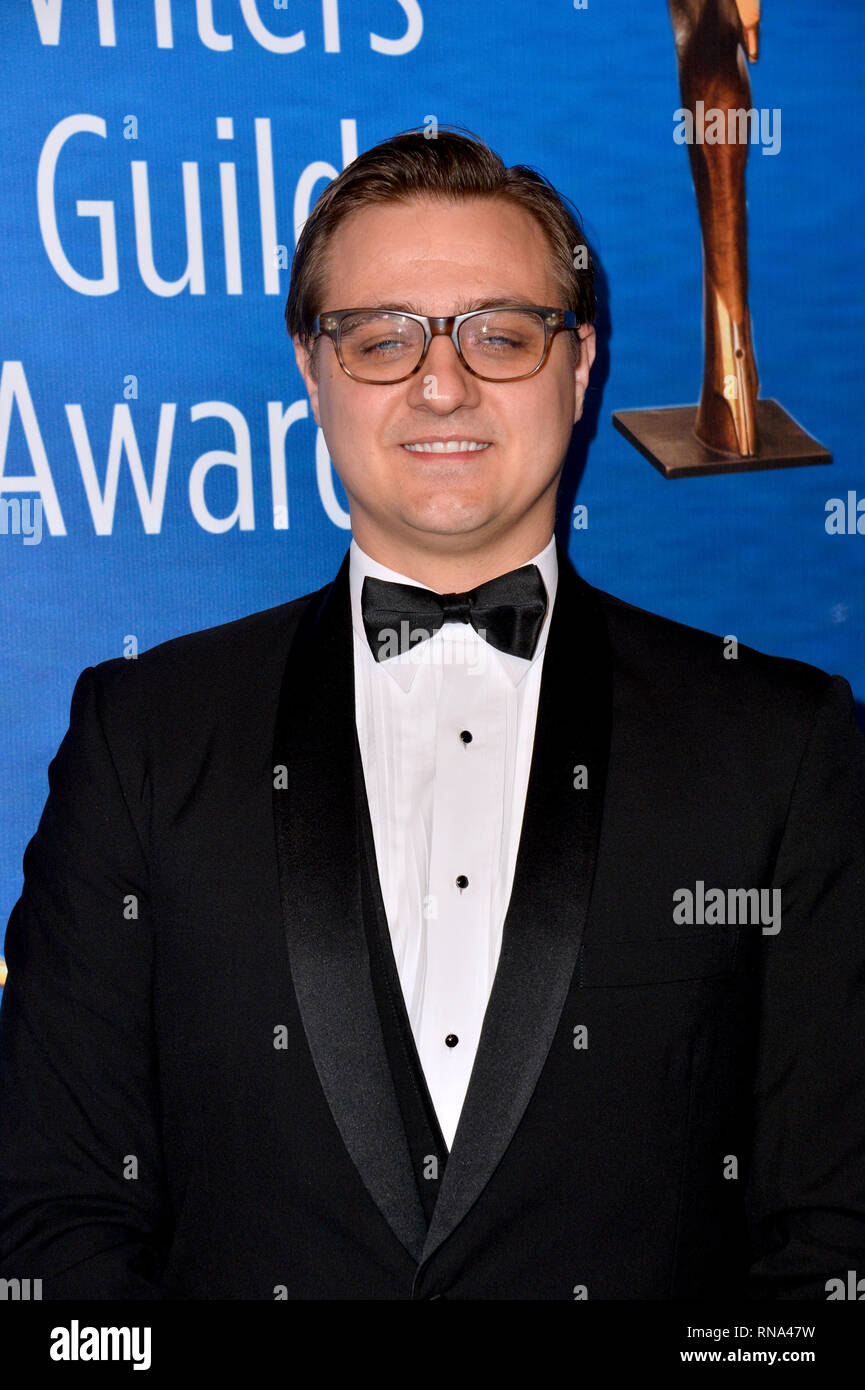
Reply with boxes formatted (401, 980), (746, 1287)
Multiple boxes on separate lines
(402, 439), (492, 454)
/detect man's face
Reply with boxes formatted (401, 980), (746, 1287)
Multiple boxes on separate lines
(293, 195), (595, 561)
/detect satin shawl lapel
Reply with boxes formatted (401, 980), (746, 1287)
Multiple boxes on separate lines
(419, 544), (613, 1264)
(271, 550), (428, 1263)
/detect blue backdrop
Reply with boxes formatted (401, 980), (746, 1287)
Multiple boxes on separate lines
(2, 0), (864, 944)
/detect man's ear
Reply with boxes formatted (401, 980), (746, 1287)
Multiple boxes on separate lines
(293, 336), (321, 426)
(573, 323), (596, 424)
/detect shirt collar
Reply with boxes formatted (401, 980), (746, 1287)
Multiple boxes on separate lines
(349, 533), (558, 692)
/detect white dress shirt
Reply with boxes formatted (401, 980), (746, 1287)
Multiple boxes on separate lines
(350, 535), (558, 1150)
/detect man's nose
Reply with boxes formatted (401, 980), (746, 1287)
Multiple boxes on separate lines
(405, 333), (481, 409)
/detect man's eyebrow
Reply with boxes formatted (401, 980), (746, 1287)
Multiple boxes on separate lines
(363, 297), (536, 314)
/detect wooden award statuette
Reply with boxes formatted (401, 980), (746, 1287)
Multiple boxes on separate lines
(613, 0), (831, 478)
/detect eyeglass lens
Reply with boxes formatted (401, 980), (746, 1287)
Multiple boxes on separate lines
(336, 310), (549, 381)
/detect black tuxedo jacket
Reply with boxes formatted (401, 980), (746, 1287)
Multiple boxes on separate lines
(1, 544), (864, 1300)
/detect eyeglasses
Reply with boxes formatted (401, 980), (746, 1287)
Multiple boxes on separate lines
(311, 306), (580, 384)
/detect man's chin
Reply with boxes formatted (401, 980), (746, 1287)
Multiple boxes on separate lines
(398, 510), (498, 541)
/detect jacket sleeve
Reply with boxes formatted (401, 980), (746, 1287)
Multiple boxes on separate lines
(746, 673), (865, 1298)
(0, 663), (168, 1298)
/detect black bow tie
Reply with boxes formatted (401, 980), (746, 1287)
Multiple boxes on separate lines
(361, 563), (548, 663)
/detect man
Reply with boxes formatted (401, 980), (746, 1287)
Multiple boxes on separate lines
(1, 128), (864, 1301)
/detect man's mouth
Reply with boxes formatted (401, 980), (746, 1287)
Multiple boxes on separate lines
(401, 439), (493, 454)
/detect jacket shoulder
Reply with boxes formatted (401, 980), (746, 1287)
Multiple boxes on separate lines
(67, 583), (332, 782)
(90, 585), (325, 705)
(590, 583), (841, 725)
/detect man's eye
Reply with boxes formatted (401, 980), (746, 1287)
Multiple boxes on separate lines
(360, 338), (409, 355)
(476, 335), (523, 350)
